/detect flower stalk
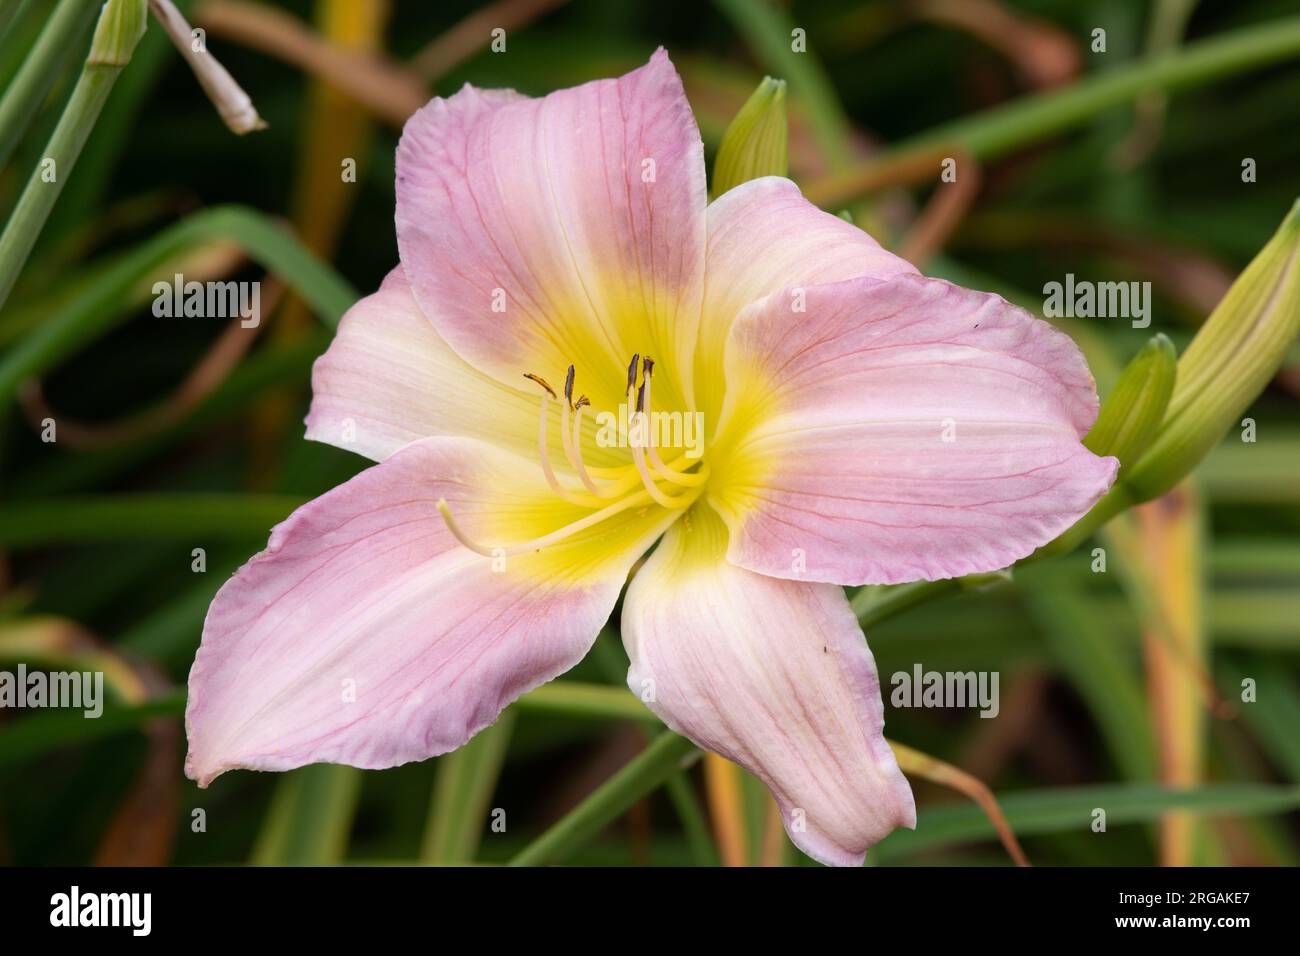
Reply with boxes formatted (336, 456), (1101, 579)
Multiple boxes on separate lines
(806, 16), (1300, 207)
(0, 0), (101, 170)
(0, 0), (148, 312)
(508, 732), (699, 866)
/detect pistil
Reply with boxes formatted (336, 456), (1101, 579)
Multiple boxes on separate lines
(436, 491), (656, 557)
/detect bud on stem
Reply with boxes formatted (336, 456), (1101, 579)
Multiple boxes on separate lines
(1044, 199), (1300, 554)
(1083, 332), (1177, 470)
(1124, 199), (1300, 500)
(0, 1), (147, 312)
(149, 0), (266, 134)
(712, 77), (788, 196)
(88, 0), (148, 69)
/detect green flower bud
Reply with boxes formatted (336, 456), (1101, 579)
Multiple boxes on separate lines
(1040, 201), (1299, 558)
(1123, 199), (1300, 501)
(1083, 333), (1177, 470)
(712, 77), (788, 196)
(88, 0), (148, 69)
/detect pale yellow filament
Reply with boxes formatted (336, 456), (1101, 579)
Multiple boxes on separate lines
(641, 364), (708, 487)
(533, 390), (607, 508)
(627, 385), (696, 509)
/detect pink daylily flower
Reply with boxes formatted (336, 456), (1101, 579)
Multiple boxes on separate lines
(185, 50), (1118, 866)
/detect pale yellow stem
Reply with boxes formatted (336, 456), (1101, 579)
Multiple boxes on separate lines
(889, 739), (1030, 867)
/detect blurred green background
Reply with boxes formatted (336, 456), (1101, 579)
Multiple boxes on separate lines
(0, 0), (1298, 866)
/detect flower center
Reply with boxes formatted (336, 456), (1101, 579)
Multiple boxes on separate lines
(437, 355), (708, 556)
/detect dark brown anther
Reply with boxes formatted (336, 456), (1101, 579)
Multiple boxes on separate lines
(523, 372), (556, 398)
(574, 394), (591, 410)
(642, 356), (655, 379)
(636, 381), (646, 413)
(626, 353), (640, 392)
(564, 364), (576, 408)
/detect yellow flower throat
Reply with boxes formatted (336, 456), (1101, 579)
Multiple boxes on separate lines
(437, 355), (709, 557)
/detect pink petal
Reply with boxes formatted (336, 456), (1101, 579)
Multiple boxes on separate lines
(185, 436), (674, 786)
(306, 266), (556, 462)
(699, 177), (914, 416)
(715, 273), (1118, 585)
(304, 267), (624, 468)
(622, 505), (915, 866)
(395, 50), (705, 412)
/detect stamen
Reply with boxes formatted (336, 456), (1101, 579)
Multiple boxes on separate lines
(561, 389), (615, 497)
(496, 359), (706, 556)
(437, 490), (656, 557)
(527, 376), (604, 508)
(523, 372), (555, 398)
(569, 397), (649, 495)
(627, 382), (694, 509)
(626, 353), (640, 393)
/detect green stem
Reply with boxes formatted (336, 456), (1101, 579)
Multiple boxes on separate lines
(0, 690), (184, 769)
(251, 764), (362, 866)
(0, 74), (115, 311)
(0, 682), (657, 767)
(0, 205), (358, 402)
(851, 578), (960, 629)
(0, 0), (35, 51)
(0, 3), (138, 311)
(665, 771), (720, 866)
(511, 678), (658, 723)
(0, 493), (305, 547)
(579, 627), (722, 864)
(810, 14), (1300, 206)
(421, 712), (515, 864)
(0, 0), (99, 171)
(508, 732), (698, 866)
(1032, 483), (1137, 559)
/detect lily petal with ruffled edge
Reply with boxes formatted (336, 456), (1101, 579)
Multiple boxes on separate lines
(710, 273), (1119, 585)
(698, 176), (915, 420)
